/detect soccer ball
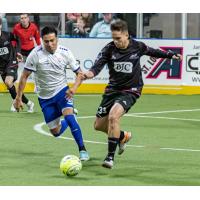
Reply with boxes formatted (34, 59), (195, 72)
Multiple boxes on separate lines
(60, 155), (82, 177)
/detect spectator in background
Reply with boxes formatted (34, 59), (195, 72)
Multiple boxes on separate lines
(81, 13), (93, 32)
(65, 13), (81, 36)
(12, 13), (40, 112)
(89, 13), (113, 38)
(72, 14), (93, 37)
(13, 13), (41, 58)
(0, 13), (8, 32)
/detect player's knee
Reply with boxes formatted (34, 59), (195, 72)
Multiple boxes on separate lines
(94, 121), (99, 131)
(4, 80), (13, 88)
(108, 114), (119, 124)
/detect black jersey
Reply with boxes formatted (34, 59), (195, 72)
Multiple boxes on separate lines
(0, 31), (21, 71)
(90, 38), (176, 96)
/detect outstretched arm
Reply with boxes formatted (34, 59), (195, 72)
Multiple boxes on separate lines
(14, 69), (32, 112)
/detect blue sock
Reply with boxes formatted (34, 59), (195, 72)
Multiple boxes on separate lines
(64, 114), (85, 151)
(54, 119), (68, 137)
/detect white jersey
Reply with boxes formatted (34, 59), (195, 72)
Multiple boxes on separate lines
(25, 44), (80, 99)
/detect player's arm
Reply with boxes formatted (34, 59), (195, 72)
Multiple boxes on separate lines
(66, 69), (84, 99)
(10, 32), (23, 62)
(14, 69), (32, 112)
(34, 26), (41, 46)
(82, 44), (111, 80)
(140, 42), (182, 61)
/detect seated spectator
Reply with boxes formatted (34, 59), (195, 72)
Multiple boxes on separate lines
(0, 13), (8, 32)
(72, 13), (93, 37)
(81, 13), (93, 33)
(65, 13), (81, 36)
(72, 16), (90, 37)
(89, 13), (113, 38)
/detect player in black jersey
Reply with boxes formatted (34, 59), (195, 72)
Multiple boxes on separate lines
(67, 19), (182, 169)
(0, 17), (34, 112)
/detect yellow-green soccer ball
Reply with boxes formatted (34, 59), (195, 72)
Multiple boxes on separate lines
(60, 155), (82, 177)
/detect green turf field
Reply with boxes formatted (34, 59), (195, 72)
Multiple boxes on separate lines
(0, 93), (200, 186)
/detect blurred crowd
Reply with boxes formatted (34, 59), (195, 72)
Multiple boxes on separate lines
(1, 13), (134, 38)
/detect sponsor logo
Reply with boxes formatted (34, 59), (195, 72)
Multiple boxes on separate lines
(114, 62), (133, 73)
(186, 53), (200, 74)
(3, 41), (9, 45)
(111, 55), (116, 59)
(0, 47), (9, 55)
(129, 54), (139, 59)
(141, 47), (183, 79)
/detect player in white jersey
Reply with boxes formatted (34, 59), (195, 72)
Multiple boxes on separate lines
(14, 26), (89, 161)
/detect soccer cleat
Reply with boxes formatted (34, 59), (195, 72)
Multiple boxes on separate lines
(118, 131), (132, 155)
(27, 101), (34, 113)
(10, 103), (17, 112)
(79, 150), (90, 161)
(102, 156), (114, 169)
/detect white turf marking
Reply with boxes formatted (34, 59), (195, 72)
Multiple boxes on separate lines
(34, 122), (144, 148)
(126, 115), (200, 122)
(34, 108), (200, 153)
(130, 108), (200, 115)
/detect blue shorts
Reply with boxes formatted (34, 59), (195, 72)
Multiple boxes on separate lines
(38, 87), (73, 128)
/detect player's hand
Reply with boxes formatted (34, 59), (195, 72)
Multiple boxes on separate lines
(13, 98), (24, 112)
(78, 71), (88, 80)
(16, 53), (23, 62)
(172, 54), (182, 61)
(66, 88), (75, 100)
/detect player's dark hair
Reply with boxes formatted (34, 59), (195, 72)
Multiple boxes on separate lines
(20, 13), (29, 16)
(41, 26), (58, 37)
(0, 17), (2, 25)
(111, 19), (128, 32)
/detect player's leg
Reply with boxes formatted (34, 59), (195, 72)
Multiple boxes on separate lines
(3, 67), (34, 112)
(116, 93), (137, 155)
(38, 97), (68, 137)
(94, 115), (108, 133)
(102, 102), (125, 168)
(18, 62), (35, 112)
(58, 87), (89, 161)
(102, 93), (137, 168)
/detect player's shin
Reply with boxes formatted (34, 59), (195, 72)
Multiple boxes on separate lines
(8, 85), (17, 99)
(52, 119), (68, 137)
(107, 137), (119, 159)
(64, 114), (86, 151)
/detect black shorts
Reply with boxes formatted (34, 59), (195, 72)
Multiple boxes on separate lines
(0, 66), (18, 82)
(96, 91), (138, 118)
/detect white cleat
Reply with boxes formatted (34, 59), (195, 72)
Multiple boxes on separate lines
(102, 156), (114, 169)
(27, 101), (34, 113)
(10, 103), (17, 112)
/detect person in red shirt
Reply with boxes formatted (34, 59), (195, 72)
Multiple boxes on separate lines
(12, 13), (40, 112)
(13, 13), (41, 57)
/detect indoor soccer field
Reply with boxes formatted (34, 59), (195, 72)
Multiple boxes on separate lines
(0, 93), (200, 186)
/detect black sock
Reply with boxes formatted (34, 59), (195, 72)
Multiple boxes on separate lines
(119, 130), (125, 142)
(107, 137), (119, 159)
(8, 85), (17, 99)
(22, 94), (28, 104)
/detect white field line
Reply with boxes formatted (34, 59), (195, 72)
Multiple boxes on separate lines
(128, 108), (200, 115)
(34, 108), (200, 153)
(33, 122), (144, 148)
(126, 115), (200, 122)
